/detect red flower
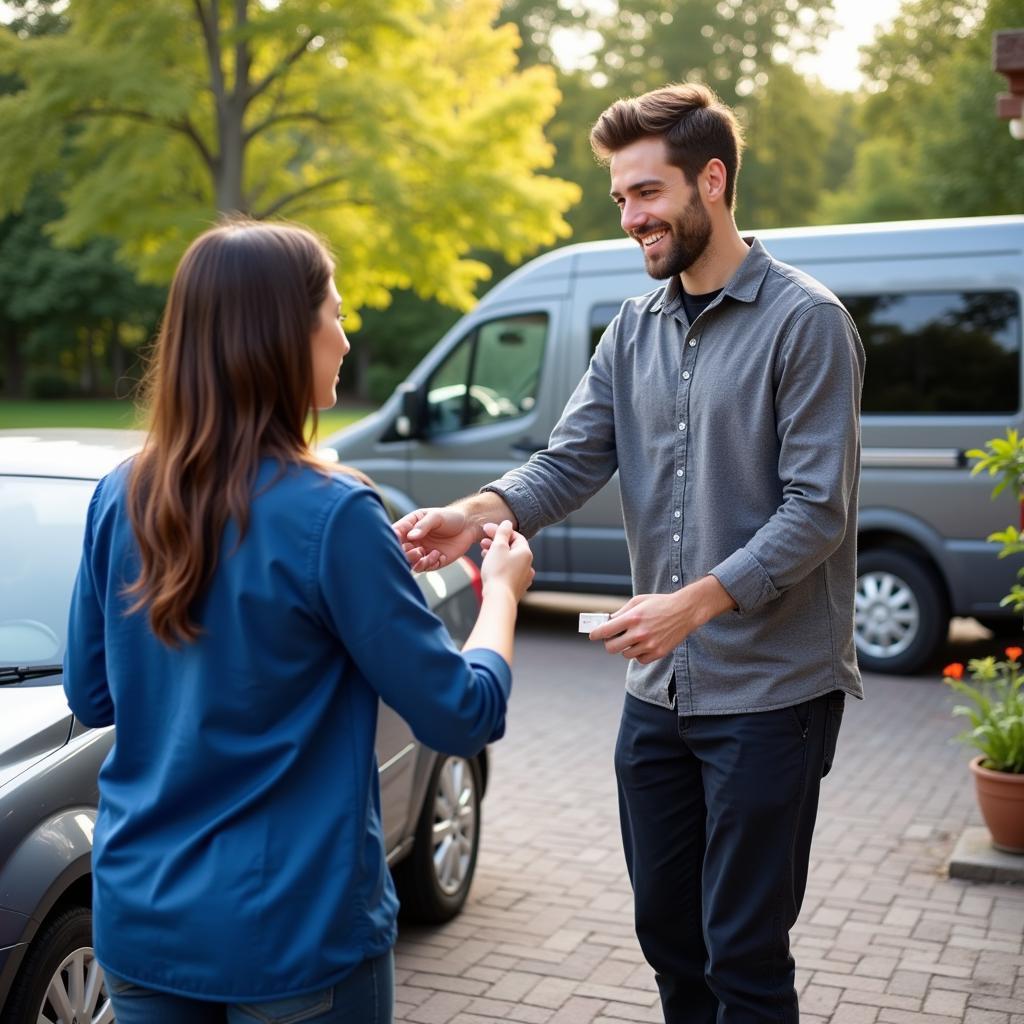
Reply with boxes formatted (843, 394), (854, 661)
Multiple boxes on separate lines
(1006, 646), (1022, 662)
(943, 663), (965, 680)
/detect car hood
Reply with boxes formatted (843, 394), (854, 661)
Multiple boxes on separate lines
(0, 685), (74, 789)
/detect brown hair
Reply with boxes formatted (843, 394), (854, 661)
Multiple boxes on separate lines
(125, 218), (334, 645)
(590, 83), (744, 210)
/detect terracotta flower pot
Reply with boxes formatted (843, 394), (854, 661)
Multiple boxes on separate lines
(969, 755), (1024, 854)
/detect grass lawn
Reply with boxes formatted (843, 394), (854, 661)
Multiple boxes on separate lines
(0, 399), (372, 437)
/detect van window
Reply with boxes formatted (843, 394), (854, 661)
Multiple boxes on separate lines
(591, 304), (622, 355)
(592, 291), (1021, 415)
(425, 313), (548, 435)
(841, 291), (1020, 414)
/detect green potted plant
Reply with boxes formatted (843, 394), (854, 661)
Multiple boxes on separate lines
(946, 429), (1024, 853)
(943, 653), (1024, 853)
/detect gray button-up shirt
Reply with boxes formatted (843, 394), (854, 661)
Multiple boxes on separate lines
(484, 238), (865, 714)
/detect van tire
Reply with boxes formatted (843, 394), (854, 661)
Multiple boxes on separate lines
(855, 548), (947, 676)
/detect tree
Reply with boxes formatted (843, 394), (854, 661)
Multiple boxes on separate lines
(499, 0), (845, 238)
(0, 0), (580, 317)
(738, 65), (834, 229)
(817, 0), (1023, 224)
(0, 180), (165, 398)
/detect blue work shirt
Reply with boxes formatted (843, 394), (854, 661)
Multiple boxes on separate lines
(64, 458), (510, 1002)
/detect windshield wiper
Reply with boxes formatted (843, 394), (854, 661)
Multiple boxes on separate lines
(0, 664), (64, 684)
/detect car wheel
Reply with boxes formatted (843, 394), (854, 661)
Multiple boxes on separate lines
(394, 754), (482, 924)
(3, 905), (113, 1024)
(855, 548), (947, 676)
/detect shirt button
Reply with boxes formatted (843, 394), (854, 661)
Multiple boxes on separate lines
(678, 422), (686, 431)
(674, 510), (681, 518)
(673, 533), (680, 542)
(672, 575), (679, 583)
(688, 339), (696, 347)
(676, 469), (683, 477)
(682, 371), (690, 380)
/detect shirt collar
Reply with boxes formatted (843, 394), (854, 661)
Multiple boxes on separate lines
(650, 236), (772, 315)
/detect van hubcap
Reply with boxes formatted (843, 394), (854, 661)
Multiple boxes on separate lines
(855, 570), (920, 659)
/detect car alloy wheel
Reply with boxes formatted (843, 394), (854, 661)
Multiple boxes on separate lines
(393, 753), (483, 923)
(37, 945), (112, 1024)
(430, 755), (478, 897)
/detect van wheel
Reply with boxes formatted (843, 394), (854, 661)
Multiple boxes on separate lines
(394, 754), (481, 924)
(3, 906), (113, 1024)
(855, 549), (947, 676)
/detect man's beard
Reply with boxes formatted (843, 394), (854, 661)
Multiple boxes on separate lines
(638, 190), (713, 280)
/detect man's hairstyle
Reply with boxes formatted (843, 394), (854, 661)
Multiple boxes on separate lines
(590, 83), (744, 210)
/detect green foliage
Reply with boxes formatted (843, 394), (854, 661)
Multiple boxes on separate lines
(968, 430), (1024, 501)
(738, 65), (834, 230)
(816, 0), (1023, 223)
(0, 0), (579, 317)
(500, 0), (845, 237)
(968, 429), (1024, 613)
(944, 654), (1024, 773)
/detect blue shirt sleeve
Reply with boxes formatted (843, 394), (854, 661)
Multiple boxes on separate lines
(64, 478), (114, 728)
(318, 485), (511, 757)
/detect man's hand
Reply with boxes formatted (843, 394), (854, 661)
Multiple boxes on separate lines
(393, 507), (479, 572)
(589, 576), (736, 664)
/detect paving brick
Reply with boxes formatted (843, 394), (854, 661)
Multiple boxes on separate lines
(546, 997), (608, 1024)
(392, 611), (1017, 1023)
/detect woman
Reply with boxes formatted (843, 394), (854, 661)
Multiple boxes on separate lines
(63, 219), (534, 1023)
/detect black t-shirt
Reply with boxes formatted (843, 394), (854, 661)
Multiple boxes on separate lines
(681, 287), (722, 324)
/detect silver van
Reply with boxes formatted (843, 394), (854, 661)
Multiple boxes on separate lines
(330, 216), (1023, 675)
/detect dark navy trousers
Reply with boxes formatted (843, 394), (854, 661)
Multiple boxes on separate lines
(614, 689), (845, 1024)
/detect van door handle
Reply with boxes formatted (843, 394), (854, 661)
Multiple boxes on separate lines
(511, 437), (546, 457)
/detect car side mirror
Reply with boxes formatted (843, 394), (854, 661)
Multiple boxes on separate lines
(395, 381), (425, 439)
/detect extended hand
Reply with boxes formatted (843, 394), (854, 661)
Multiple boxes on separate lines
(589, 577), (736, 664)
(393, 507), (478, 572)
(480, 521), (535, 601)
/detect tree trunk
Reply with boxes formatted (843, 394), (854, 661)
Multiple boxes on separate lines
(215, 102), (246, 213)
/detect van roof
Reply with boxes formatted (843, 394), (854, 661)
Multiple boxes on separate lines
(482, 215), (1024, 301)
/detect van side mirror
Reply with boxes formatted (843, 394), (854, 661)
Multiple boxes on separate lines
(395, 381), (425, 439)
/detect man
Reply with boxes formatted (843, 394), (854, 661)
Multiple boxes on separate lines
(394, 83), (864, 1023)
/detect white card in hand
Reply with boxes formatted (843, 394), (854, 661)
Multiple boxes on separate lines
(579, 612), (611, 634)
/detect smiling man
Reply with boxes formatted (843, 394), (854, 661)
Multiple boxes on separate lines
(394, 83), (865, 1023)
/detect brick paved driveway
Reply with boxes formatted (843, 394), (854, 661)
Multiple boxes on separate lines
(394, 601), (1024, 1024)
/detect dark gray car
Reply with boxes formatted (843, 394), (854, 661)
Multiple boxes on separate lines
(0, 429), (488, 1024)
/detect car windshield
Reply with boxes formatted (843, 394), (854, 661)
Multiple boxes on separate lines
(0, 476), (95, 675)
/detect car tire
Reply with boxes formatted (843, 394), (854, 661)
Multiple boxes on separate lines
(855, 548), (948, 676)
(3, 905), (113, 1024)
(394, 754), (482, 924)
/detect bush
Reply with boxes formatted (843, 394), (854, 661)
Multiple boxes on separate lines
(25, 368), (77, 399)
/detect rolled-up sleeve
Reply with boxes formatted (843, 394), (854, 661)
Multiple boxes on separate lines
(484, 324), (619, 537)
(64, 481), (115, 728)
(710, 302), (864, 614)
(318, 487), (511, 756)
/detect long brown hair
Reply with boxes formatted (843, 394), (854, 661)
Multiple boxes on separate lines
(125, 219), (334, 645)
(590, 83), (744, 210)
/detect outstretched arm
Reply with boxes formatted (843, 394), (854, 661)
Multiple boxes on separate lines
(393, 491), (516, 572)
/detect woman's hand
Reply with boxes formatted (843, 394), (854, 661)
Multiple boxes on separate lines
(479, 520), (534, 602)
